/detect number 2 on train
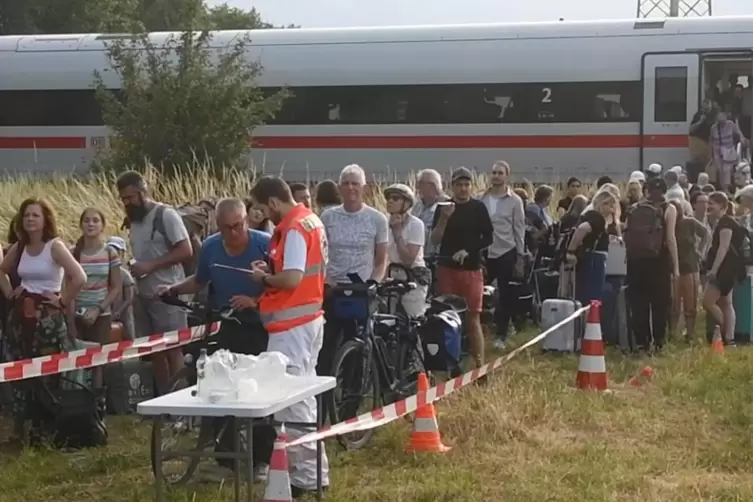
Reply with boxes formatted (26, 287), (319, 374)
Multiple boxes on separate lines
(541, 87), (552, 103)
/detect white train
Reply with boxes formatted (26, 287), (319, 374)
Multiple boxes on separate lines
(1, 16), (752, 181)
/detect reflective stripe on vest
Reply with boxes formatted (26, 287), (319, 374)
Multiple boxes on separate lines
(260, 301), (322, 325)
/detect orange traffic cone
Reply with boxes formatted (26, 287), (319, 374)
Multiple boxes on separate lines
(405, 373), (451, 453)
(711, 325), (725, 354)
(576, 301), (608, 391)
(262, 425), (293, 502)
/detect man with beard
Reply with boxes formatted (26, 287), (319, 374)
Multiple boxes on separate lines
(247, 175), (330, 498)
(116, 171), (192, 395)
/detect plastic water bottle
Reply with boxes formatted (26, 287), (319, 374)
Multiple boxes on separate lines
(196, 349), (208, 400)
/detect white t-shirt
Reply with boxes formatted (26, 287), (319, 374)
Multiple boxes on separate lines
(667, 184), (686, 202)
(283, 230), (307, 271)
(387, 214), (425, 267)
(321, 205), (388, 283)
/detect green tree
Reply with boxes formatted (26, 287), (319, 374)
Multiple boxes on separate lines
(0, 0), (142, 34)
(0, 0), (285, 35)
(93, 30), (287, 173)
(204, 3), (271, 30)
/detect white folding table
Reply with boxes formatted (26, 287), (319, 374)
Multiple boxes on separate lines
(138, 375), (335, 502)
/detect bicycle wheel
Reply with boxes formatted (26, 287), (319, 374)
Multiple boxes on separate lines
(150, 367), (213, 485)
(329, 340), (381, 450)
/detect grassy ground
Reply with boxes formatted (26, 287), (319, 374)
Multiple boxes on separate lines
(0, 168), (748, 500)
(0, 329), (752, 502)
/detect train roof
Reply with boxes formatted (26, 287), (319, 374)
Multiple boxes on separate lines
(1, 15), (753, 52)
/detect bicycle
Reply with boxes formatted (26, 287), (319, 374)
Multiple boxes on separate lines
(327, 275), (426, 450)
(149, 294), (242, 486)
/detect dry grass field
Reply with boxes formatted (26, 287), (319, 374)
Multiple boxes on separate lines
(0, 167), (750, 502)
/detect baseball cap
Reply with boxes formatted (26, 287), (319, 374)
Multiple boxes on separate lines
(646, 176), (667, 194)
(629, 170), (645, 183)
(669, 165), (684, 174)
(451, 167), (473, 182)
(646, 163), (662, 177)
(107, 236), (127, 252)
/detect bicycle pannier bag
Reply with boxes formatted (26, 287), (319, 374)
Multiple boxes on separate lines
(331, 282), (378, 321)
(420, 310), (463, 372)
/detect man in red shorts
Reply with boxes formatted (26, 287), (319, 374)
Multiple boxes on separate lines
(431, 167), (493, 369)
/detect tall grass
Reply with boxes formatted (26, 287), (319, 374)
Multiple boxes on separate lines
(0, 164), (602, 245)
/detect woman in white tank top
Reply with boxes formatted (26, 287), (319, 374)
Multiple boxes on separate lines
(0, 198), (86, 442)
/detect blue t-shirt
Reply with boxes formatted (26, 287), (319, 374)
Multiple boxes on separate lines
(196, 230), (270, 322)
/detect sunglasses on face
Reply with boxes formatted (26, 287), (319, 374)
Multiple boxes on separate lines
(387, 195), (403, 202)
(491, 171), (506, 176)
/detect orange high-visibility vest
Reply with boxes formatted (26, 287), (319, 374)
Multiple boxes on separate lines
(259, 204), (326, 333)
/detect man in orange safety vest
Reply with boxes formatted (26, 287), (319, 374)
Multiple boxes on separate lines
(248, 176), (329, 497)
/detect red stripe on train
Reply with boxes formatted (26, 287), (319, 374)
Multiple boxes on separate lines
(0, 134), (687, 150)
(0, 137), (87, 149)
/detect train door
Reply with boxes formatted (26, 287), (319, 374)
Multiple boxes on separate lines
(640, 53), (700, 171)
(700, 53), (753, 160)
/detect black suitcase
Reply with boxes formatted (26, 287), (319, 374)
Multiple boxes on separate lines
(602, 282), (634, 352)
(104, 360), (155, 415)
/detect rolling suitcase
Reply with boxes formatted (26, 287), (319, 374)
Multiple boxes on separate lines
(601, 282), (634, 351)
(541, 298), (584, 352)
(542, 265), (581, 352)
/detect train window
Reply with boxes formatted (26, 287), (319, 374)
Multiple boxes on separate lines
(0, 90), (105, 126)
(654, 66), (688, 122)
(266, 81), (642, 125)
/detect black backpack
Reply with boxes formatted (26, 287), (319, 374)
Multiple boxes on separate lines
(625, 201), (667, 260)
(32, 378), (108, 449)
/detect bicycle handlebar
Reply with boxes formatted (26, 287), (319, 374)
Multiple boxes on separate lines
(377, 277), (417, 296)
(159, 293), (240, 324)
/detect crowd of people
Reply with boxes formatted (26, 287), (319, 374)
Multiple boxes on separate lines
(549, 163), (751, 353)
(0, 156), (750, 497)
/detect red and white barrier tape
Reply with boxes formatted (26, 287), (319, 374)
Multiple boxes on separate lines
(0, 322), (221, 383)
(286, 305), (591, 447)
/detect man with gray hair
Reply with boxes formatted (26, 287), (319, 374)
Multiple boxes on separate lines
(157, 197), (275, 482)
(665, 170), (686, 202)
(412, 169), (450, 258)
(318, 164), (389, 374)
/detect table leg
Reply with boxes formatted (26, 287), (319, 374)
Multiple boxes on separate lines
(234, 418), (241, 502)
(154, 416), (164, 502)
(316, 395), (323, 501)
(246, 419), (254, 502)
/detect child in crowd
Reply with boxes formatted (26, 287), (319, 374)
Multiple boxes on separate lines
(108, 236), (135, 340)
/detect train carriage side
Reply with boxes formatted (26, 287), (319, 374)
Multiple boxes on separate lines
(1, 19), (752, 180)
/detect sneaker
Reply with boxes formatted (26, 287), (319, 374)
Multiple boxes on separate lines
(492, 339), (506, 350)
(253, 463), (269, 483)
(199, 464), (234, 483)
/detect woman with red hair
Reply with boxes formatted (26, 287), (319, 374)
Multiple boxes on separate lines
(0, 198), (86, 443)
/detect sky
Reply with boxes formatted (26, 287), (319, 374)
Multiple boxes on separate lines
(207, 0), (751, 28)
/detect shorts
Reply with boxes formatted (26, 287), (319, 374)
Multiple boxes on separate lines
(133, 294), (187, 339)
(436, 266), (483, 313)
(709, 269), (738, 297)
